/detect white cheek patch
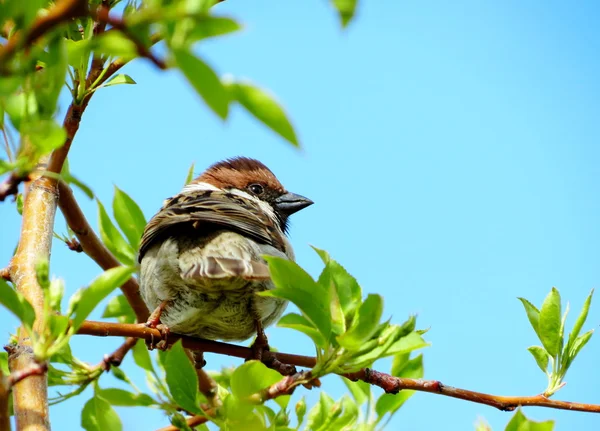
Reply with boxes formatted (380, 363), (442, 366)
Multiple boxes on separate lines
(228, 188), (278, 222)
(181, 182), (220, 194)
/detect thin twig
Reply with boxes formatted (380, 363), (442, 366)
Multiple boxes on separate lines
(0, 172), (29, 202)
(91, 8), (167, 69)
(155, 410), (213, 431)
(101, 337), (138, 369)
(76, 320), (600, 414)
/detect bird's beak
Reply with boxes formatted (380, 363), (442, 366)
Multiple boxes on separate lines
(274, 192), (313, 215)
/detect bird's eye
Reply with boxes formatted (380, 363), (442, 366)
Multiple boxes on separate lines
(248, 183), (264, 195)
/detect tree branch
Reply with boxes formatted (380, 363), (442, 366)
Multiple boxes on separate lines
(155, 410), (213, 431)
(91, 8), (167, 70)
(0, 0), (89, 70)
(76, 320), (600, 414)
(57, 182), (150, 322)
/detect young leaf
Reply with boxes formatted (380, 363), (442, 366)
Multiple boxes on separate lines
(341, 378), (371, 406)
(27, 120), (67, 155)
(566, 289), (593, 353)
(81, 394), (123, 431)
(226, 80), (299, 147)
(527, 346), (550, 374)
(112, 186), (146, 250)
(173, 48), (229, 119)
(376, 354), (423, 419)
(568, 330), (593, 364)
(94, 32), (137, 60)
(184, 162), (196, 186)
(277, 313), (327, 348)
(337, 294), (383, 351)
(132, 339), (154, 372)
(504, 408), (554, 431)
(230, 360), (281, 399)
(0, 280), (36, 330)
(518, 297), (541, 339)
(97, 199), (136, 265)
(103, 74), (136, 88)
(261, 257), (331, 341)
(314, 247), (362, 322)
(538, 288), (562, 357)
(164, 341), (202, 414)
(95, 388), (155, 407)
(71, 266), (135, 330)
(331, 0), (357, 27)
(187, 16), (242, 42)
(102, 294), (136, 323)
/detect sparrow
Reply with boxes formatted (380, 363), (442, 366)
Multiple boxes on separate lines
(138, 157), (313, 363)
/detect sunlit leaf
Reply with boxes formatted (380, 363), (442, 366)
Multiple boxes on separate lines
(164, 341), (202, 414)
(112, 186), (146, 250)
(527, 346), (550, 375)
(97, 199), (136, 265)
(173, 48), (229, 119)
(71, 266), (135, 330)
(226, 80), (299, 147)
(230, 360), (282, 400)
(261, 257), (331, 341)
(81, 394), (123, 431)
(0, 279), (36, 330)
(539, 288), (561, 357)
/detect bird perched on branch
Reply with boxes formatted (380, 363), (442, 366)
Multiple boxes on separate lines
(138, 157), (313, 366)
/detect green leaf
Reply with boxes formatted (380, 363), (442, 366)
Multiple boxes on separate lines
(103, 74), (137, 88)
(65, 39), (91, 67)
(112, 186), (146, 251)
(277, 313), (327, 348)
(96, 388), (155, 407)
(27, 120), (67, 155)
(94, 32), (137, 60)
(164, 340), (202, 414)
(184, 161), (196, 185)
(71, 266), (135, 330)
(132, 338), (154, 372)
(173, 48), (229, 119)
(0, 351), (10, 375)
(0, 279), (36, 330)
(568, 330), (593, 363)
(538, 288), (562, 357)
(188, 16), (242, 41)
(230, 360), (282, 399)
(527, 346), (550, 374)
(375, 354), (423, 419)
(504, 408), (554, 431)
(64, 173), (94, 199)
(226, 80), (299, 147)
(331, 0), (357, 27)
(518, 297), (542, 340)
(81, 394), (123, 431)
(341, 378), (370, 406)
(337, 294), (383, 350)
(567, 289), (593, 353)
(386, 331), (430, 356)
(261, 257), (331, 341)
(306, 392), (334, 430)
(314, 247), (362, 322)
(102, 294), (135, 323)
(97, 199), (136, 265)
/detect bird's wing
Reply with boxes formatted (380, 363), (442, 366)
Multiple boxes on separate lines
(180, 256), (271, 281)
(138, 190), (284, 261)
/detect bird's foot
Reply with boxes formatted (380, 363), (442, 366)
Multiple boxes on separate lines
(143, 301), (170, 350)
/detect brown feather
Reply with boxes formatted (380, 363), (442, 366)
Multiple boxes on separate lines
(194, 157), (285, 193)
(138, 189), (285, 261)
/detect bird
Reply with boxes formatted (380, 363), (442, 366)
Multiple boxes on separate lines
(138, 157), (313, 366)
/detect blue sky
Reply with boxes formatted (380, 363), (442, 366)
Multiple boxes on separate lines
(2, 0), (600, 429)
